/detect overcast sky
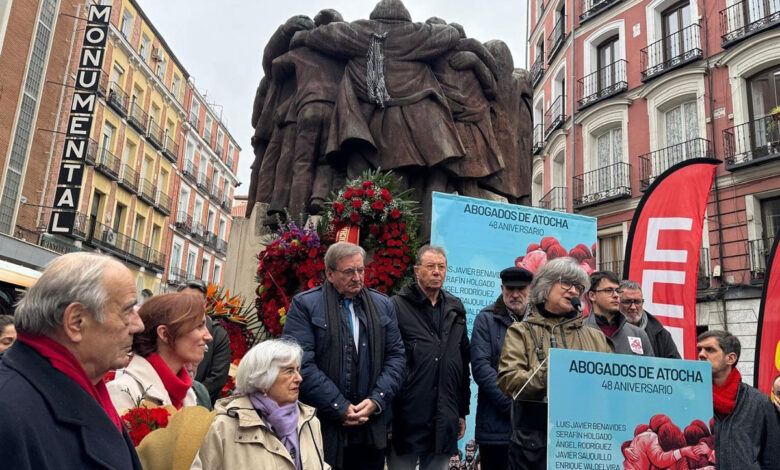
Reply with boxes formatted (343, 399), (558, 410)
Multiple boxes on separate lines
(138, 0), (529, 193)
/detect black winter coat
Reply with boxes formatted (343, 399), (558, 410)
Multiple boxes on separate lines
(196, 316), (232, 403)
(471, 296), (517, 445)
(643, 312), (681, 359)
(0, 342), (142, 470)
(391, 284), (471, 456)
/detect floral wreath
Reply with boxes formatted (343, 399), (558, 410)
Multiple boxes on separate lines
(256, 169), (419, 337)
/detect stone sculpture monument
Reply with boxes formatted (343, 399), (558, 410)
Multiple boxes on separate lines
(246, 0), (532, 239)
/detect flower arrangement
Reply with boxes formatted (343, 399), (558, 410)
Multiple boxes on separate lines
(121, 405), (172, 446)
(205, 284), (255, 364)
(321, 169), (420, 294)
(256, 222), (327, 337)
(255, 170), (420, 337)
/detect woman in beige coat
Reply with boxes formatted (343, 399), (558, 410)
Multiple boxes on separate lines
(193, 338), (329, 470)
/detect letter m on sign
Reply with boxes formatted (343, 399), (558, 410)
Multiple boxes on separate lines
(623, 159), (718, 359)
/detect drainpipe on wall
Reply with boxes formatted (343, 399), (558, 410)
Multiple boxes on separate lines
(570, 0), (577, 213)
(701, 2), (728, 330)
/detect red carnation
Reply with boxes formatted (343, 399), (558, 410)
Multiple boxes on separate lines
(344, 187), (354, 199)
(369, 225), (380, 235)
(401, 234), (410, 242)
(333, 201), (345, 214)
(381, 189), (392, 202)
(372, 200), (385, 211)
(350, 212), (361, 223)
(355, 188), (365, 197)
(399, 222), (406, 230)
(352, 199), (362, 209)
(390, 208), (401, 219)
(363, 180), (373, 188)
(366, 188), (376, 198)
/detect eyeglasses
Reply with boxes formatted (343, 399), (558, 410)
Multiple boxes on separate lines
(593, 287), (623, 296)
(420, 263), (447, 272)
(335, 267), (365, 276)
(559, 278), (585, 295)
(620, 299), (644, 307)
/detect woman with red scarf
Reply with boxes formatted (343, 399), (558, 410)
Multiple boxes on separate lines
(108, 292), (212, 411)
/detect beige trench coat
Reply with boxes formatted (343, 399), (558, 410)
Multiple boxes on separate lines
(192, 395), (330, 470)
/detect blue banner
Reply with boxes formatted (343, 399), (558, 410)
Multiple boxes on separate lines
(548, 349), (713, 470)
(430, 192), (598, 452)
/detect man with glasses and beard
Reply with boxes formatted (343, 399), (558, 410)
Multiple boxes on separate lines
(389, 245), (471, 470)
(498, 257), (611, 470)
(283, 242), (405, 470)
(584, 271), (654, 357)
(619, 280), (680, 359)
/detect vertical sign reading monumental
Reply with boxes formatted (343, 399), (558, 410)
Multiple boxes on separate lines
(48, 4), (111, 234)
(430, 192), (598, 449)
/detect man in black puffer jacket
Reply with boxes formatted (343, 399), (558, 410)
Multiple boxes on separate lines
(389, 245), (471, 470)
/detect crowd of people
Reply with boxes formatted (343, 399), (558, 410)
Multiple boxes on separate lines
(0, 246), (779, 470)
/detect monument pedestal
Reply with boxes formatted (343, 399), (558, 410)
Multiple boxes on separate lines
(224, 203), (274, 308)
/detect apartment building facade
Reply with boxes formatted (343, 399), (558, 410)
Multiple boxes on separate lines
(0, 0), (240, 299)
(529, 0), (780, 379)
(167, 84), (239, 289)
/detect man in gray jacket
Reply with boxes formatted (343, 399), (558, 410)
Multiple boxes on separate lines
(697, 330), (780, 469)
(584, 271), (654, 356)
(619, 280), (680, 359)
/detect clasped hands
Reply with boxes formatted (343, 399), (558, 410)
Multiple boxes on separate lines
(342, 398), (377, 426)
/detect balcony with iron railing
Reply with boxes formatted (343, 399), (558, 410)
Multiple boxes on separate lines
(530, 54), (545, 88)
(577, 59), (627, 109)
(96, 147), (120, 180)
(720, 0), (780, 47)
(146, 120), (164, 151)
(221, 195), (231, 210)
(182, 160), (197, 183)
(162, 134), (178, 163)
(89, 219), (150, 266)
(216, 238), (228, 254)
(118, 164), (138, 193)
(641, 24), (702, 81)
(192, 222), (206, 241)
(599, 259), (624, 280)
(189, 113), (200, 131)
(638, 138), (711, 190)
(148, 249), (166, 272)
(723, 115), (780, 169)
(128, 101), (148, 134)
(107, 81), (129, 117)
(211, 182), (222, 201)
(167, 267), (186, 285)
(174, 212), (192, 234)
(204, 231), (218, 249)
(81, 138), (100, 166)
(533, 124), (544, 154)
(539, 186), (568, 212)
(196, 172), (211, 193)
(138, 177), (156, 205)
(216, 143), (224, 157)
(547, 14), (566, 64)
(156, 190), (172, 215)
(573, 162), (632, 209)
(544, 95), (566, 138)
(580, 0), (624, 23)
(748, 237), (775, 282)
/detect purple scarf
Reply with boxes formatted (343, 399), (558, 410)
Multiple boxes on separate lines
(249, 393), (301, 469)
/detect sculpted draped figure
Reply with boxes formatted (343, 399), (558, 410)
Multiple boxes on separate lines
(247, 0), (532, 238)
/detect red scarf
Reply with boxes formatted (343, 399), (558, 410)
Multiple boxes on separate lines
(17, 333), (123, 432)
(145, 353), (192, 409)
(713, 367), (741, 416)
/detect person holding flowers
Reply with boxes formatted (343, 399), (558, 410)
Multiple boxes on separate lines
(108, 292), (212, 411)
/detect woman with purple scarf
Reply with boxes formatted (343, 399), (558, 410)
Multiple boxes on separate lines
(193, 339), (329, 470)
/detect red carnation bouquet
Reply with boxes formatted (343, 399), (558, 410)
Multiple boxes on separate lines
(121, 403), (172, 446)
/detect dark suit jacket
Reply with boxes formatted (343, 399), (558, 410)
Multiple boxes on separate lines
(0, 342), (142, 470)
(195, 316), (232, 403)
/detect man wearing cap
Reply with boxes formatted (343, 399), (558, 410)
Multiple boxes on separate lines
(470, 266), (532, 470)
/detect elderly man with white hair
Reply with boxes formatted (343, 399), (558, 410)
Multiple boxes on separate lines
(0, 252), (144, 470)
(194, 338), (329, 469)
